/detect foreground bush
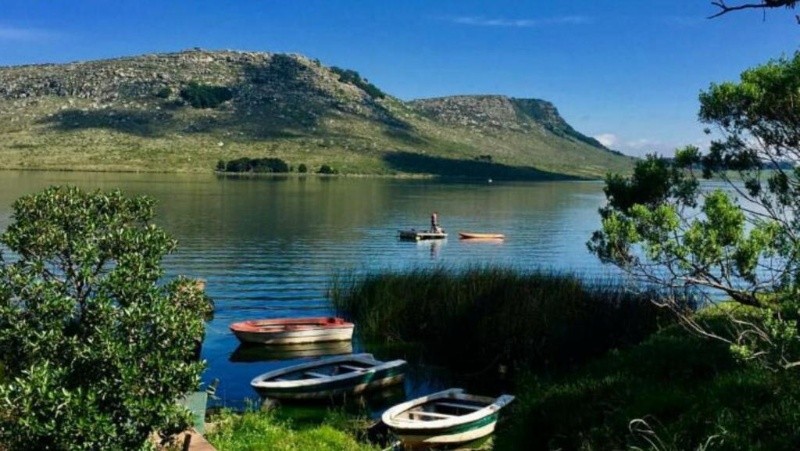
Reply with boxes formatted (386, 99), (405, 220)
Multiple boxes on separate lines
(330, 267), (674, 371)
(0, 186), (211, 449)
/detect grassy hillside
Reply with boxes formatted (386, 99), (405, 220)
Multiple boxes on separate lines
(0, 49), (633, 178)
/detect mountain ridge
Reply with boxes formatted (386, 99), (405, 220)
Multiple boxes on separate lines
(0, 49), (632, 178)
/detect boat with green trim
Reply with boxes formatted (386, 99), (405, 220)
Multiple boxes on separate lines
(381, 388), (514, 446)
(250, 353), (407, 400)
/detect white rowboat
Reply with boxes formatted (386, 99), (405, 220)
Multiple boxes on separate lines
(381, 388), (514, 446)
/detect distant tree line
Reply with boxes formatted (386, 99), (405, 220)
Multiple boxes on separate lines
(216, 158), (338, 174)
(330, 67), (386, 99)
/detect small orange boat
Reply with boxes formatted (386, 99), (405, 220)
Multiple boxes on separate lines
(230, 317), (354, 345)
(458, 232), (505, 240)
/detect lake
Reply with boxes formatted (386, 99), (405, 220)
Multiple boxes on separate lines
(0, 171), (621, 408)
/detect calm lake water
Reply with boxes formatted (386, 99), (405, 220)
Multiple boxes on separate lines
(0, 171), (621, 409)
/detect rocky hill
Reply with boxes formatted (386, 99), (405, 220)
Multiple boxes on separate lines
(0, 49), (632, 178)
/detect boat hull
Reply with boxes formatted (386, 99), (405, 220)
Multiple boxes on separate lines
(398, 230), (447, 241)
(382, 388), (514, 446)
(458, 232), (505, 240)
(251, 354), (407, 400)
(392, 413), (499, 445)
(230, 317), (354, 344)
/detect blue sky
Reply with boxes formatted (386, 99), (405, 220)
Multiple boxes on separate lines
(0, 1), (796, 156)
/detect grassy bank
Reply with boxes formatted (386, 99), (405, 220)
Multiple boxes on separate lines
(330, 267), (674, 372)
(497, 316), (800, 450)
(206, 408), (378, 451)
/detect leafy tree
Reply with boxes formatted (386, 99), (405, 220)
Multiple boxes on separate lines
(318, 164), (338, 174)
(0, 186), (211, 449)
(589, 52), (800, 369)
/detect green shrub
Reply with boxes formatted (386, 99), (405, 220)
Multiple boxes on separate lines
(179, 82), (233, 109)
(155, 86), (172, 99)
(330, 66), (386, 99)
(216, 159), (226, 171)
(0, 186), (212, 449)
(498, 323), (800, 450)
(318, 164), (338, 174)
(298, 163), (308, 173)
(223, 157), (291, 173)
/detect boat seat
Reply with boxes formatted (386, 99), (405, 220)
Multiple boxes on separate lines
(304, 371), (329, 378)
(339, 364), (366, 372)
(434, 402), (483, 411)
(408, 411), (457, 419)
(274, 377), (290, 381)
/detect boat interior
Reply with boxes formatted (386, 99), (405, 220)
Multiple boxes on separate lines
(272, 361), (373, 381)
(396, 399), (487, 421)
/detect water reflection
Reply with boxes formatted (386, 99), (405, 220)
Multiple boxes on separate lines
(229, 341), (353, 362)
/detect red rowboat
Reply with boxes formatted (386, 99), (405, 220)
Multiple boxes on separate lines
(230, 317), (354, 345)
(458, 232), (505, 240)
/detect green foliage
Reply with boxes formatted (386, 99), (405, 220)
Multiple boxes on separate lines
(298, 163), (308, 173)
(498, 321), (800, 450)
(216, 159), (226, 171)
(330, 66), (386, 99)
(0, 186), (211, 449)
(207, 408), (378, 451)
(179, 81), (233, 109)
(155, 86), (172, 99)
(317, 164), (338, 174)
(223, 157), (291, 173)
(330, 267), (672, 371)
(589, 52), (800, 370)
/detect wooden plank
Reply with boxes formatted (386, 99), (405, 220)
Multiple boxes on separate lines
(304, 371), (329, 378)
(339, 364), (366, 371)
(434, 401), (483, 411)
(408, 411), (457, 419)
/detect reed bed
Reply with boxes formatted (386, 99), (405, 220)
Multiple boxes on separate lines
(329, 266), (674, 372)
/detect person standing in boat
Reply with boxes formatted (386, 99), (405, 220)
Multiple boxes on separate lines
(431, 211), (443, 233)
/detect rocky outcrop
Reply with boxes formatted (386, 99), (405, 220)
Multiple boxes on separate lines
(410, 95), (607, 150)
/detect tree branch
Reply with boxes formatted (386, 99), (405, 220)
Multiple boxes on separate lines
(709, 0), (797, 19)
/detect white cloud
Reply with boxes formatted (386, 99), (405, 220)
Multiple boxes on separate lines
(0, 25), (56, 42)
(594, 133), (618, 148)
(450, 16), (591, 28)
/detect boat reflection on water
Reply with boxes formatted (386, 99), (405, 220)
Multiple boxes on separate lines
(229, 340), (354, 363)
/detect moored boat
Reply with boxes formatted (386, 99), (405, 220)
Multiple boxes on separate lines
(251, 353), (407, 400)
(458, 232), (505, 240)
(398, 230), (447, 240)
(230, 317), (354, 345)
(381, 388), (514, 446)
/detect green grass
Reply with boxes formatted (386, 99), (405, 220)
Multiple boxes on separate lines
(206, 408), (379, 451)
(329, 267), (674, 372)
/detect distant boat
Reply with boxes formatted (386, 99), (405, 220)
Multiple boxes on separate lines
(229, 341), (353, 362)
(251, 353), (407, 400)
(230, 317), (354, 345)
(398, 230), (447, 240)
(382, 388), (515, 446)
(458, 232), (505, 240)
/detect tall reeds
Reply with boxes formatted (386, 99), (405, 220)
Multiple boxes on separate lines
(329, 266), (674, 372)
